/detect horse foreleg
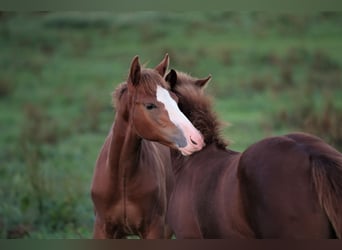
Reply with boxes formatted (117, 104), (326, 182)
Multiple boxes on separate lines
(92, 216), (108, 239)
(164, 224), (174, 239)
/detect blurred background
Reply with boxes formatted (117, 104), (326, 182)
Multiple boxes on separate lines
(0, 12), (341, 238)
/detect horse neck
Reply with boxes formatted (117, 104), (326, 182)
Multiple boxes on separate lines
(107, 112), (142, 182)
(171, 144), (239, 177)
(170, 149), (186, 174)
(169, 97), (228, 176)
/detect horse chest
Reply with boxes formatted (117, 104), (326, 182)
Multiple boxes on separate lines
(108, 176), (160, 227)
(109, 199), (143, 224)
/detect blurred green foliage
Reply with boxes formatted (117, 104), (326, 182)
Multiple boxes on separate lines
(0, 12), (341, 238)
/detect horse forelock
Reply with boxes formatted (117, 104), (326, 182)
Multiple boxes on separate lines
(112, 69), (169, 109)
(177, 71), (201, 85)
(138, 69), (169, 96)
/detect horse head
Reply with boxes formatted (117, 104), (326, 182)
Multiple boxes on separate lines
(124, 55), (205, 156)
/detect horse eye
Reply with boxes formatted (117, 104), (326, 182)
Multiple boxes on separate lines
(145, 103), (157, 110)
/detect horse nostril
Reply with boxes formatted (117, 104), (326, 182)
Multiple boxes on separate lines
(190, 137), (197, 145)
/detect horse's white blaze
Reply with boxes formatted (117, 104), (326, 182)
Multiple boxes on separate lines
(156, 85), (185, 127)
(156, 85), (205, 155)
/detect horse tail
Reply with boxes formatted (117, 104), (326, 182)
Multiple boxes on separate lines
(309, 140), (342, 238)
(286, 133), (342, 238)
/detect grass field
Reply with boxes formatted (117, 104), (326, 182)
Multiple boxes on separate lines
(0, 12), (342, 238)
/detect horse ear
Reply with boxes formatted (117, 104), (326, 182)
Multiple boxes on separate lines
(195, 74), (211, 89)
(155, 53), (169, 76)
(165, 69), (178, 90)
(128, 55), (141, 86)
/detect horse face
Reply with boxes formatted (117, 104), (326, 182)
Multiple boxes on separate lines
(128, 56), (205, 156)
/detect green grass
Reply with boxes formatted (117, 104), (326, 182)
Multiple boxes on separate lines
(0, 12), (342, 239)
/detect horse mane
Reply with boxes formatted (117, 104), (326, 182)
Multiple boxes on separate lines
(112, 82), (127, 110)
(173, 72), (228, 149)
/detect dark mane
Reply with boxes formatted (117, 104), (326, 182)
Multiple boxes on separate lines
(174, 72), (228, 149)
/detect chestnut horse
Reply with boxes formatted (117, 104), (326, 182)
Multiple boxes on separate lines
(165, 69), (342, 238)
(90, 56), (204, 239)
